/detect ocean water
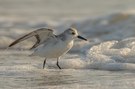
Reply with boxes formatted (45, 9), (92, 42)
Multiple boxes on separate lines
(1, 0), (135, 89)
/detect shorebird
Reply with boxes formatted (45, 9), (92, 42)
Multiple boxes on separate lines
(9, 27), (87, 69)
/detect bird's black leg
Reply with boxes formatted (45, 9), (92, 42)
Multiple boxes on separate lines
(56, 58), (61, 69)
(43, 58), (47, 69)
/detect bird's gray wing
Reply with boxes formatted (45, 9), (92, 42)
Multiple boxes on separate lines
(9, 28), (55, 49)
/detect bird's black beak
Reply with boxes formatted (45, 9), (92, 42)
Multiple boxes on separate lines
(77, 35), (87, 41)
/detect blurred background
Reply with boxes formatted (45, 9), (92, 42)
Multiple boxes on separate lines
(0, 0), (134, 20)
(0, 0), (135, 49)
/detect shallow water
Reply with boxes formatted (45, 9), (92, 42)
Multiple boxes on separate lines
(1, 50), (135, 89)
(2, 69), (135, 89)
(1, 48), (135, 89)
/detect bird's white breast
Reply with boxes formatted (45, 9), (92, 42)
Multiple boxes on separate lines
(33, 38), (74, 58)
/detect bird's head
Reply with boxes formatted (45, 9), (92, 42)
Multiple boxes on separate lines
(64, 27), (87, 41)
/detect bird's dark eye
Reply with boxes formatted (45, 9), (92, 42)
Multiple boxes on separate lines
(72, 32), (75, 35)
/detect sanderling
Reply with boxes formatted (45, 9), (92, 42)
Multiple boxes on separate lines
(9, 27), (87, 69)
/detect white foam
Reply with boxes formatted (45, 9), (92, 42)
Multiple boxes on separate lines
(80, 37), (135, 71)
